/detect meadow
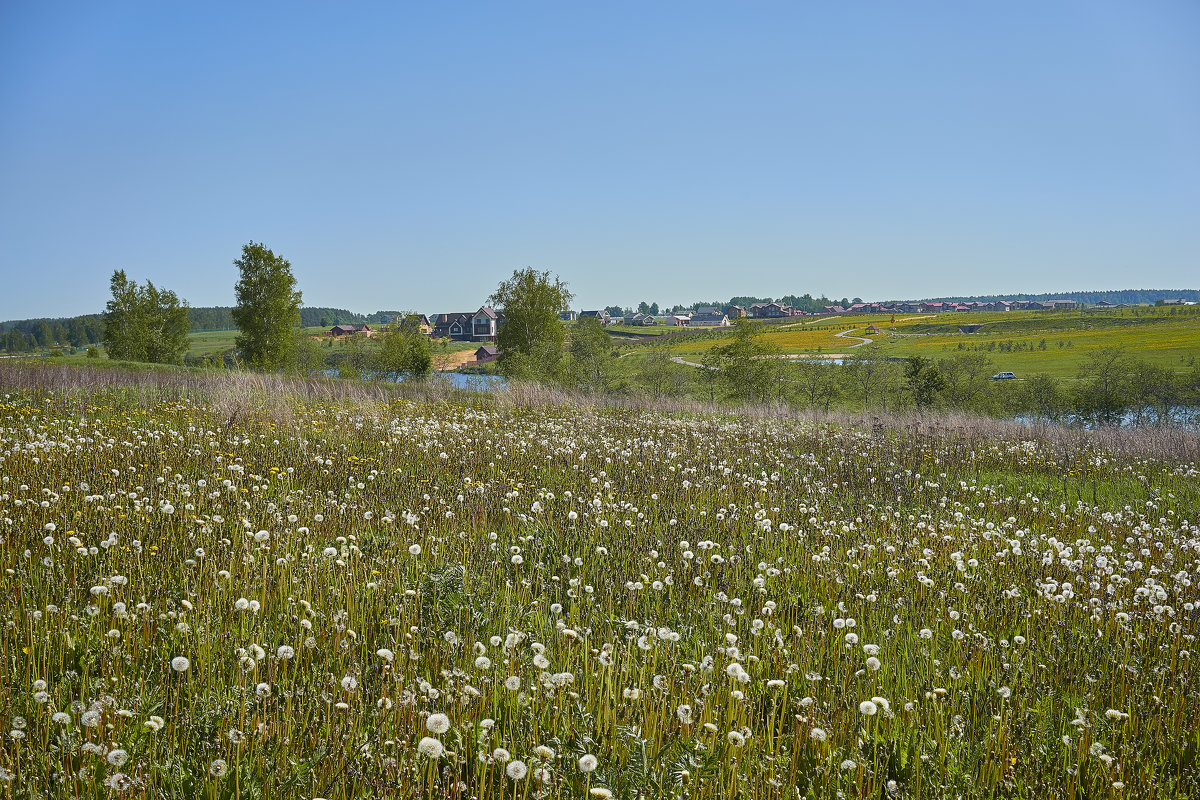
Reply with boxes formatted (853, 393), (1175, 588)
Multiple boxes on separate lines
(664, 309), (1200, 378)
(1, 364), (1199, 798)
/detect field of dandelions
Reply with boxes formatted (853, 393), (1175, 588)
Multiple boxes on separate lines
(2, 371), (1200, 799)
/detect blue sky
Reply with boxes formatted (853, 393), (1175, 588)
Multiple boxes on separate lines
(1, 1), (1197, 319)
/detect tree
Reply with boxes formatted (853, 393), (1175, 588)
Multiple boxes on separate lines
(904, 356), (945, 409)
(635, 346), (691, 399)
(1074, 347), (1132, 426)
(1022, 374), (1066, 422)
(232, 242), (302, 370)
(488, 268), (573, 380)
(103, 269), (190, 363)
(1127, 359), (1178, 427)
(373, 317), (433, 381)
(842, 352), (898, 411)
(335, 334), (370, 379)
(708, 318), (780, 404)
(792, 360), (840, 411)
(33, 320), (54, 348)
(291, 329), (327, 375)
(66, 318), (87, 347)
(568, 316), (617, 392)
(937, 353), (993, 411)
(141, 281), (190, 363)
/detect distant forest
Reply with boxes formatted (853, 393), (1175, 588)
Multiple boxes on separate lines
(904, 289), (1200, 305)
(649, 288), (1199, 316)
(182, 307), (410, 331)
(0, 307), (411, 353)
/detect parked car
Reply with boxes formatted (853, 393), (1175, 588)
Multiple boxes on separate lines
(992, 372), (1016, 380)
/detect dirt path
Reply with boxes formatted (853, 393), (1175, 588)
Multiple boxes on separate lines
(835, 329), (873, 347)
(433, 350), (476, 371)
(670, 356), (713, 369)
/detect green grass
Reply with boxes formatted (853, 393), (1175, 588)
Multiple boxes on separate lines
(661, 309), (1200, 377)
(1, 366), (1199, 798)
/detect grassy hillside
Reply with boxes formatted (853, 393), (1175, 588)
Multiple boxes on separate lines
(663, 308), (1200, 377)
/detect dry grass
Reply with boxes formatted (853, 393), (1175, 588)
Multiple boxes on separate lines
(4, 362), (1197, 464)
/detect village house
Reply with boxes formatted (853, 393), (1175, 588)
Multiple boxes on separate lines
(725, 304), (747, 318)
(473, 344), (500, 364)
(430, 306), (502, 342)
(667, 314), (691, 326)
(329, 324), (373, 337)
(559, 310), (578, 321)
(690, 309), (730, 326)
(749, 302), (792, 318)
(579, 310), (610, 324)
(623, 312), (656, 326)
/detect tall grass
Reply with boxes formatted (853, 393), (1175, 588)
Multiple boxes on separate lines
(1, 363), (1199, 798)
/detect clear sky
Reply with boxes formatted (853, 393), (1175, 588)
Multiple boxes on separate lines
(2, 1), (1198, 320)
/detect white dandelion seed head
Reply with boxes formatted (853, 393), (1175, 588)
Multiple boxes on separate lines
(417, 737), (444, 759)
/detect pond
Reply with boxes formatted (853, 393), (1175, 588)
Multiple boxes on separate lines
(322, 370), (507, 391)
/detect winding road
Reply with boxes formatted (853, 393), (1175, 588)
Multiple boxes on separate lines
(835, 328), (873, 347)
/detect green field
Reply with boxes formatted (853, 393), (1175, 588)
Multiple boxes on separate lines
(601, 323), (678, 337)
(664, 309), (1200, 377)
(1, 365), (1199, 798)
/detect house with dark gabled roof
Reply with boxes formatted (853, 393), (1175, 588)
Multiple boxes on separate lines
(580, 310), (610, 324)
(473, 344), (500, 363)
(431, 306), (503, 342)
(749, 301), (792, 318)
(690, 310), (730, 326)
(329, 324), (373, 337)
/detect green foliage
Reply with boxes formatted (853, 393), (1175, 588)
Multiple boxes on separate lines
(231, 242), (303, 370)
(86, 346), (100, 359)
(791, 359), (840, 411)
(904, 356), (944, 409)
(936, 352), (994, 411)
(1074, 347), (1133, 426)
(633, 346), (691, 399)
(567, 316), (617, 392)
(102, 270), (190, 364)
(489, 268), (573, 380)
(373, 317), (433, 380)
(1023, 373), (1067, 422)
(701, 318), (781, 404)
(290, 330), (327, 375)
